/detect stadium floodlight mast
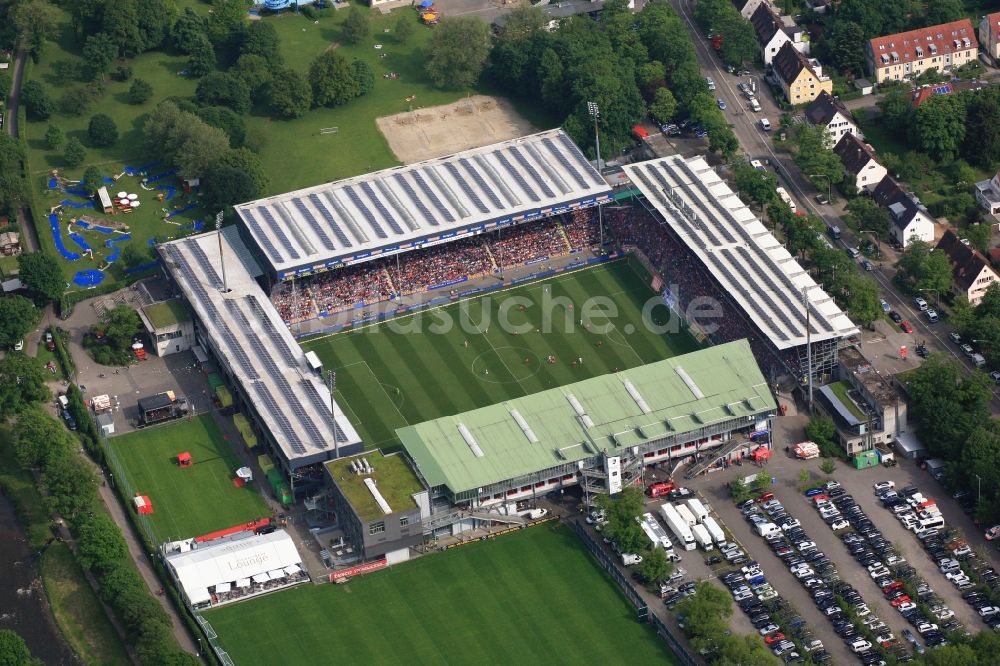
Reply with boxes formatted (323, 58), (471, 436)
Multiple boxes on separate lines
(325, 370), (339, 457)
(586, 102), (605, 250)
(801, 287), (813, 414)
(215, 211), (228, 293)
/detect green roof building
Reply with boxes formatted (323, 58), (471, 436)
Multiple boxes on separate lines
(398, 340), (776, 505)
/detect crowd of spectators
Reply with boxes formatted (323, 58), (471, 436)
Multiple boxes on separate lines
(391, 237), (493, 294)
(487, 217), (569, 266)
(271, 281), (319, 323)
(562, 209), (606, 250)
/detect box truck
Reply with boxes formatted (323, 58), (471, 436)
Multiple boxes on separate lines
(702, 516), (726, 545)
(686, 498), (709, 523)
(675, 503), (697, 527)
(661, 503), (696, 551)
(692, 523), (715, 551)
(638, 513), (675, 552)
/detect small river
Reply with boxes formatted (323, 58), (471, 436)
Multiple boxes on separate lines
(0, 493), (81, 664)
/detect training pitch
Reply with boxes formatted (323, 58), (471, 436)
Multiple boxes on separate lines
(303, 259), (700, 451)
(205, 524), (679, 665)
(105, 415), (269, 543)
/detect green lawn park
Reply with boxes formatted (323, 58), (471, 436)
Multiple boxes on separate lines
(302, 258), (701, 452)
(104, 413), (269, 544)
(205, 524), (680, 666)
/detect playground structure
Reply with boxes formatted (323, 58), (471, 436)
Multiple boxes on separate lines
(178, 451), (192, 468)
(418, 0), (440, 24)
(256, 0), (320, 9)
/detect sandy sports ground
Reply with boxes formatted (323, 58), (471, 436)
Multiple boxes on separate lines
(376, 95), (537, 164)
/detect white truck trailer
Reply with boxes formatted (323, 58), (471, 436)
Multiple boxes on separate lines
(702, 516), (726, 545)
(675, 503), (697, 527)
(686, 498), (709, 523)
(661, 503), (696, 551)
(692, 523), (714, 551)
(638, 513), (674, 551)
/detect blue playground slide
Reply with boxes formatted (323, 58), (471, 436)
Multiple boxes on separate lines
(49, 213), (82, 261)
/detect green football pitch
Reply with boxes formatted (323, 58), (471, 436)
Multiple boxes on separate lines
(205, 524), (679, 665)
(302, 258), (700, 452)
(105, 414), (269, 543)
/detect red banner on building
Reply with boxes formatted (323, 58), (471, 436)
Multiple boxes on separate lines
(330, 558), (388, 582)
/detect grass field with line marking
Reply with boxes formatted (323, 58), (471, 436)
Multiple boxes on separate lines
(303, 259), (700, 451)
(106, 414), (269, 542)
(205, 524), (679, 666)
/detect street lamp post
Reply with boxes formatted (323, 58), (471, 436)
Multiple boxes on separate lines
(809, 173), (832, 204)
(976, 473), (982, 503)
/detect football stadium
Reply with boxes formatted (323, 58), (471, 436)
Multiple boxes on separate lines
(153, 128), (859, 639)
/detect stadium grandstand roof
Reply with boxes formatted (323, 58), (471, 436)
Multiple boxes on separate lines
(397, 340), (775, 495)
(234, 129), (612, 279)
(622, 156), (858, 350)
(159, 232), (361, 469)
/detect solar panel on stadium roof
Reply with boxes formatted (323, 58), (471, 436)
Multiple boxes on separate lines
(557, 132), (602, 187)
(247, 296), (299, 367)
(541, 137), (590, 189)
(473, 154), (520, 207)
(253, 383), (307, 454)
(306, 194), (353, 247)
(708, 253), (790, 342)
(458, 158), (504, 208)
(241, 209), (283, 262)
(275, 202), (315, 256)
(323, 191), (369, 244)
(393, 174), (444, 225)
(424, 167), (470, 218)
(649, 163), (722, 246)
(493, 150), (542, 201)
(360, 181), (404, 235)
(505, 147), (550, 199)
(443, 162), (489, 213)
(342, 186), (388, 239)
(523, 142), (571, 195)
(272, 374), (327, 448)
(300, 379), (348, 442)
(257, 207), (301, 260)
(723, 248), (801, 336)
(292, 198), (336, 251)
(374, 180), (419, 232)
(187, 239), (222, 286)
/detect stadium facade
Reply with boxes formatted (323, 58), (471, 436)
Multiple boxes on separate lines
(397, 340), (775, 509)
(622, 155), (859, 380)
(234, 129), (613, 281)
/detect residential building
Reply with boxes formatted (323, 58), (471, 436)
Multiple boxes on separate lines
(772, 42), (832, 105)
(0, 231), (21, 256)
(805, 91), (863, 145)
(979, 11), (1000, 62)
(936, 228), (1000, 306)
(750, 4), (809, 66)
(833, 133), (887, 194)
(732, 0), (771, 20)
(872, 176), (935, 247)
(816, 347), (908, 457)
(910, 79), (987, 107)
(974, 170), (1000, 215)
(866, 19), (978, 83)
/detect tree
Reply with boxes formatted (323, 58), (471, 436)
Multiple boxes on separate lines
(12, 407), (67, 468)
(102, 304), (141, 351)
(342, 6), (371, 46)
(825, 21), (866, 76)
(202, 148), (268, 211)
(143, 102), (232, 179)
(82, 166), (104, 193)
(394, 12), (415, 44)
(171, 8), (207, 53)
(923, 0), (964, 26)
(805, 416), (838, 457)
(268, 68), (312, 119)
(21, 80), (53, 120)
(135, 0), (175, 53)
(846, 274), (882, 327)
(909, 94), (966, 162)
(121, 244), (152, 271)
(12, 0), (60, 60)
(0, 353), (50, 419)
(648, 87), (677, 123)
(0, 73), (11, 101)
(0, 296), (40, 347)
(819, 459), (837, 475)
(640, 547), (672, 584)
(44, 124), (64, 150)
(917, 249), (953, 298)
(793, 123), (845, 189)
(729, 476), (749, 502)
(232, 54), (273, 95)
(309, 51), (359, 107)
(351, 59), (376, 97)
(193, 106), (246, 148)
(962, 93), (1000, 169)
(966, 222), (992, 253)
(18, 251), (65, 302)
(186, 33), (216, 78)
(240, 20), (283, 66)
(752, 473), (771, 496)
(674, 581), (732, 640)
(207, 0), (246, 46)
(43, 453), (96, 520)
(846, 198), (891, 241)
(88, 114), (119, 148)
(81, 32), (118, 81)
(907, 355), (991, 461)
(0, 629), (39, 666)
(425, 17), (491, 90)
(195, 72), (251, 114)
(877, 90), (912, 138)
(733, 162), (778, 209)
(77, 514), (129, 575)
(63, 137), (87, 167)
(127, 78), (153, 104)
(102, 0), (141, 57)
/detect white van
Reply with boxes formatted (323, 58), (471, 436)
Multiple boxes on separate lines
(759, 117), (771, 131)
(755, 522), (780, 538)
(776, 186), (796, 214)
(58, 395), (69, 409)
(917, 517), (945, 531)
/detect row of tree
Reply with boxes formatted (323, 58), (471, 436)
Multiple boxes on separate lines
(691, 0), (758, 68)
(487, 2), (738, 162)
(673, 582), (777, 664)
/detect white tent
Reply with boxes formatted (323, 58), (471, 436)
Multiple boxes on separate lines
(165, 530), (304, 606)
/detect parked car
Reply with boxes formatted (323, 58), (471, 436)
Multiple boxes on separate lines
(900, 321), (914, 334)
